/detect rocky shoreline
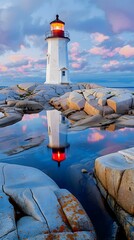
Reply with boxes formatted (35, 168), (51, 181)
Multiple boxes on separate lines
(0, 82), (133, 129)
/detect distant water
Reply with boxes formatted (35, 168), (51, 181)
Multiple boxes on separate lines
(0, 73), (134, 89)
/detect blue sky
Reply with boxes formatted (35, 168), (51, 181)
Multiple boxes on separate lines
(0, 0), (134, 86)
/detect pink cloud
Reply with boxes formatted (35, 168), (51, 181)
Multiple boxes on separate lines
(118, 45), (134, 58)
(71, 63), (81, 69)
(91, 32), (109, 43)
(108, 12), (133, 33)
(87, 132), (105, 143)
(70, 42), (87, 70)
(9, 54), (25, 62)
(89, 46), (119, 57)
(0, 64), (7, 72)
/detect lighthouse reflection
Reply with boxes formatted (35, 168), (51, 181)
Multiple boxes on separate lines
(47, 110), (69, 167)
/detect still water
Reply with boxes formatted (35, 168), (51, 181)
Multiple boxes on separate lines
(0, 109), (134, 239)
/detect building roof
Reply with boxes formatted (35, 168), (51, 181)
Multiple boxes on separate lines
(50, 15), (65, 25)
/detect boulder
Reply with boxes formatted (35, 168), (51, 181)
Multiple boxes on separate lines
(107, 94), (132, 114)
(84, 100), (103, 115)
(95, 147), (134, 215)
(67, 91), (85, 110)
(68, 111), (88, 121)
(17, 83), (38, 92)
(116, 115), (134, 128)
(0, 163), (96, 239)
(15, 100), (44, 113)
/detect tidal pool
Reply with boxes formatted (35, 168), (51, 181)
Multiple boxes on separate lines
(0, 109), (134, 239)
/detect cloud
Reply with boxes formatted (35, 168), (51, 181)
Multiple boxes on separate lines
(69, 42), (88, 70)
(90, 32), (109, 43)
(89, 44), (134, 59)
(103, 60), (134, 72)
(89, 46), (119, 58)
(6, 59), (29, 68)
(0, 1), (47, 53)
(93, 0), (134, 33)
(0, 64), (7, 72)
(118, 45), (134, 58)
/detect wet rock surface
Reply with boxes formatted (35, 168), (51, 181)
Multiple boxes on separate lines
(0, 163), (96, 239)
(94, 147), (134, 239)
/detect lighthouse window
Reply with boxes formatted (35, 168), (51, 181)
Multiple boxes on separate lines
(62, 70), (65, 76)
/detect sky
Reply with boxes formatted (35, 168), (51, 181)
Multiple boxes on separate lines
(0, 0), (134, 86)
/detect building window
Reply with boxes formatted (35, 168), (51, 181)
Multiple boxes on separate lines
(47, 54), (49, 64)
(62, 70), (65, 76)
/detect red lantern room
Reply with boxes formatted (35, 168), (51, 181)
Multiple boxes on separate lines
(52, 148), (66, 167)
(50, 14), (65, 37)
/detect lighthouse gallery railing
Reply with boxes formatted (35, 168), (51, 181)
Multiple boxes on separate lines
(45, 31), (70, 39)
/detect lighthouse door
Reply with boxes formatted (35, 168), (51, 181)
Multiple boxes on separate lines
(60, 68), (67, 83)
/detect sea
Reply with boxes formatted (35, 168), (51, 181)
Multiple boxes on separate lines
(0, 72), (134, 89)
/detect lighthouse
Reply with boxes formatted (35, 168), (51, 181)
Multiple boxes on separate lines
(45, 15), (70, 84)
(47, 110), (69, 166)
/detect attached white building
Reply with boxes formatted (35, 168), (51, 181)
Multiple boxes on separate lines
(45, 15), (70, 84)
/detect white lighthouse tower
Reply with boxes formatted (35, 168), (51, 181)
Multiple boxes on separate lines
(45, 15), (70, 84)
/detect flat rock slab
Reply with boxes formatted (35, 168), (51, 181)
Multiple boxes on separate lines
(15, 100), (44, 113)
(0, 110), (23, 128)
(5, 136), (44, 155)
(95, 147), (134, 215)
(0, 163), (96, 239)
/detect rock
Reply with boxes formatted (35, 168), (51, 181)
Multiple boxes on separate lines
(15, 100), (44, 113)
(84, 100), (103, 115)
(71, 114), (114, 129)
(5, 136), (44, 155)
(0, 112), (4, 118)
(55, 189), (94, 232)
(17, 216), (49, 239)
(95, 147), (134, 215)
(6, 100), (18, 107)
(62, 109), (76, 117)
(67, 91), (85, 110)
(95, 176), (134, 240)
(0, 230), (18, 240)
(0, 163), (96, 239)
(26, 231), (95, 240)
(68, 111), (88, 121)
(98, 97), (107, 106)
(128, 109), (134, 115)
(0, 191), (16, 238)
(103, 106), (114, 116)
(0, 110), (23, 127)
(3, 164), (59, 191)
(115, 115), (134, 128)
(107, 94), (132, 114)
(17, 83), (38, 92)
(105, 114), (121, 120)
(81, 169), (88, 173)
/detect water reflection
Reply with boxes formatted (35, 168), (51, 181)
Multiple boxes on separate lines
(0, 110), (133, 239)
(47, 110), (69, 167)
